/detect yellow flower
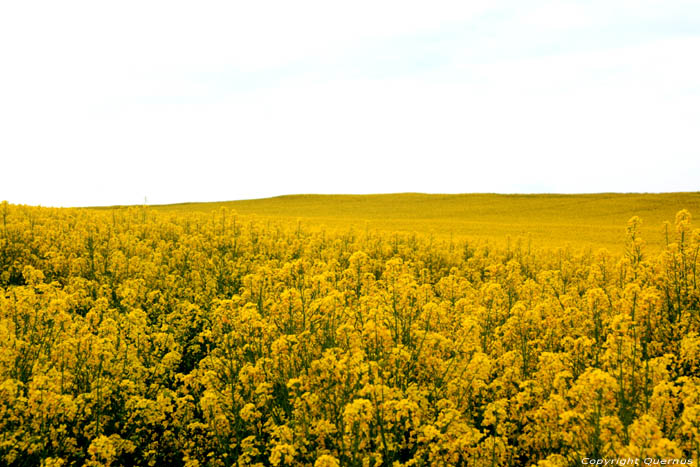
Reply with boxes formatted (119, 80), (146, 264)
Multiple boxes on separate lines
(314, 454), (340, 467)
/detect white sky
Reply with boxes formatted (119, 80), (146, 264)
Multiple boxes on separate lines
(1, 0), (699, 207)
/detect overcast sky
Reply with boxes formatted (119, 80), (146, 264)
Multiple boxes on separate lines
(1, 1), (699, 207)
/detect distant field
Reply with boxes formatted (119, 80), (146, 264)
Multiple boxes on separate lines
(136, 192), (700, 253)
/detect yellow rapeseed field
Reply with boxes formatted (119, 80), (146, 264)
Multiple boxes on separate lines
(1, 195), (699, 466)
(149, 193), (700, 253)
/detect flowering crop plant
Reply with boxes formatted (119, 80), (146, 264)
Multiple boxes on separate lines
(0, 201), (698, 466)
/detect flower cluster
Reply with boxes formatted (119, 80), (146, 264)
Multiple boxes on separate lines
(0, 203), (698, 466)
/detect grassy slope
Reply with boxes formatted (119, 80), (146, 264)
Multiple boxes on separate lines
(148, 192), (700, 253)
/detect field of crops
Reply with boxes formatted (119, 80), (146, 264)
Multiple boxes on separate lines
(1, 197), (699, 466)
(148, 193), (700, 253)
